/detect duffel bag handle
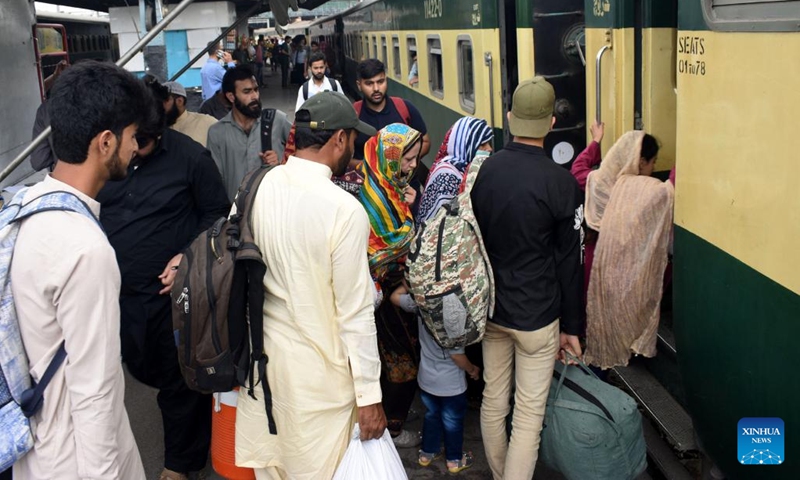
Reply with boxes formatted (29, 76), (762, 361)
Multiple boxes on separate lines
(561, 349), (599, 380)
(554, 349), (599, 399)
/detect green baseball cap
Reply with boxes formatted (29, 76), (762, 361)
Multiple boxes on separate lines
(508, 76), (555, 138)
(295, 91), (377, 136)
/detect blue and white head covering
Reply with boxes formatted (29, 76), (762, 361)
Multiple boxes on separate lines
(417, 117), (493, 222)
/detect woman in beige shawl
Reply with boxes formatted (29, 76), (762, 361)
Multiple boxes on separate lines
(583, 131), (674, 369)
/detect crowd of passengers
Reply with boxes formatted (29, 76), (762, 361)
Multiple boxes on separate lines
(13, 49), (674, 480)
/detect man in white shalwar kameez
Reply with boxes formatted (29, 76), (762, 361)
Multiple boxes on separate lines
(235, 92), (387, 479)
(11, 61), (148, 479)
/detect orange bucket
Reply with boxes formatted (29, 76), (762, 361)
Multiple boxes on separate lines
(211, 389), (256, 480)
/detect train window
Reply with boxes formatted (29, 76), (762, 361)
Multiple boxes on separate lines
(381, 36), (388, 66)
(703, 0), (800, 31)
(392, 36), (401, 79)
(372, 35), (377, 59)
(427, 36), (444, 99)
(457, 36), (475, 113)
(407, 35), (418, 89)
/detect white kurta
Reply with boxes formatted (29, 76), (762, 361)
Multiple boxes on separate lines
(235, 157), (382, 479)
(11, 176), (144, 480)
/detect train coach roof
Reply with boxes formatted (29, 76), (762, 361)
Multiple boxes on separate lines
(38, 0), (335, 16)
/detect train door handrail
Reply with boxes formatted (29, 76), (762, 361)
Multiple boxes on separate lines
(595, 44), (611, 125)
(484, 52), (495, 131)
(0, 0), (199, 185)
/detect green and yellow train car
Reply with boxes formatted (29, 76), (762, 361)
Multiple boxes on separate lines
(311, 0), (588, 167)
(672, 1), (798, 478)
(311, 1), (800, 478)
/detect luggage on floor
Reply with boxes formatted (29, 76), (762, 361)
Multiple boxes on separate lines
(539, 354), (647, 480)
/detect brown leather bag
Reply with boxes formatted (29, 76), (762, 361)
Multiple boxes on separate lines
(171, 165), (277, 434)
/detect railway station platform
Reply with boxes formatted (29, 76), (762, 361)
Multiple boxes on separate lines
(123, 66), (572, 480)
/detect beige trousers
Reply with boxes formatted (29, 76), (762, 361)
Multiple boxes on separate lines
(480, 320), (559, 480)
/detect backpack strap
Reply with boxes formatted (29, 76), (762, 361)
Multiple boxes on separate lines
(260, 108), (276, 153)
(19, 342), (66, 418)
(11, 190), (100, 229)
(353, 98), (409, 124)
(462, 151), (491, 195)
(330, 79), (338, 92)
(390, 97), (412, 125)
(228, 165), (278, 434)
(245, 260), (276, 434)
(302, 80), (310, 100)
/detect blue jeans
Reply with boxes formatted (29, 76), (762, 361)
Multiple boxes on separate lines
(420, 390), (468, 462)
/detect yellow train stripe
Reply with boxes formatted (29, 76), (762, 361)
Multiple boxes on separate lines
(675, 31), (800, 294)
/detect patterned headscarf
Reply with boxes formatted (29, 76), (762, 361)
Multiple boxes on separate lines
(417, 117), (494, 222)
(359, 123), (422, 280)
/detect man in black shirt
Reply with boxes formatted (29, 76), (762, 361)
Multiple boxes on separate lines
(470, 77), (584, 480)
(97, 78), (230, 480)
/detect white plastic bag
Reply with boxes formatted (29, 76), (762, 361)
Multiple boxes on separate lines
(332, 424), (408, 480)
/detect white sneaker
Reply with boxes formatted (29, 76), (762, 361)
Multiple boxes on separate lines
(392, 429), (421, 448)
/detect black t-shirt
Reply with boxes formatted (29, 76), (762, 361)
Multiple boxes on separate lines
(471, 142), (584, 335)
(353, 98), (428, 160)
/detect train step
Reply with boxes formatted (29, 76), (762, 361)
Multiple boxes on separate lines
(612, 360), (698, 453)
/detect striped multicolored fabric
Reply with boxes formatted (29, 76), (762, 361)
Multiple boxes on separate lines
(358, 123), (422, 281)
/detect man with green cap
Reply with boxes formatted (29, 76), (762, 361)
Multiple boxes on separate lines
(233, 92), (387, 479)
(470, 77), (584, 480)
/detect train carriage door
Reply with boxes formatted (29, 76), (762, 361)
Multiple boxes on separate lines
(585, 0), (677, 174)
(524, 0), (587, 167)
(638, 0), (677, 174)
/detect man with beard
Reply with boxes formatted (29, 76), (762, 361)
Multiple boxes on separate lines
(96, 77), (230, 480)
(11, 60), (148, 480)
(163, 81), (217, 147)
(234, 91), (387, 479)
(207, 65), (292, 200)
(295, 51), (343, 112)
(353, 59), (430, 161)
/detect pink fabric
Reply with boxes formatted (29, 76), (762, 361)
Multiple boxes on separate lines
(570, 141), (602, 191)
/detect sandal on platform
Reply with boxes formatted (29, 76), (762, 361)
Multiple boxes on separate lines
(447, 452), (474, 475)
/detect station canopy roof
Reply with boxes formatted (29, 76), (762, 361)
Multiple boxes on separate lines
(37, 0), (334, 16)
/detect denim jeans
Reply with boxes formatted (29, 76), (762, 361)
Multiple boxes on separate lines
(420, 390), (468, 462)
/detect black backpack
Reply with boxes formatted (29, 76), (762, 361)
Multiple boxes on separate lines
(301, 78), (339, 101)
(171, 165), (277, 434)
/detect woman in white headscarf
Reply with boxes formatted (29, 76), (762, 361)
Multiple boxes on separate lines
(582, 131), (675, 369)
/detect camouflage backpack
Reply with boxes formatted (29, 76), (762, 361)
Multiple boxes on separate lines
(407, 151), (495, 349)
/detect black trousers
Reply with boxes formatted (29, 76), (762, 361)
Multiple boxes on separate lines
(120, 292), (211, 474)
(381, 377), (418, 435)
(279, 59), (290, 87)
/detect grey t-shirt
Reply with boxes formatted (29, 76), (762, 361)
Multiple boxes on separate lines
(417, 316), (467, 397)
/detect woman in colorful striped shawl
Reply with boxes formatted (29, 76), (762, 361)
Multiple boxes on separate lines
(359, 122), (422, 281)
(417, 116), (494, 223)
(358, 123), (424, 446)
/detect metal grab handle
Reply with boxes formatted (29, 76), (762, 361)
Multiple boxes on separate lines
(595, 45), (611, 124)
(484, 52), (495, 131)
(0, 0), (199, 185)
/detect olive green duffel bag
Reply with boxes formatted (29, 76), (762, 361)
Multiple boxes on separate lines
(539, 356), (647, 480)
